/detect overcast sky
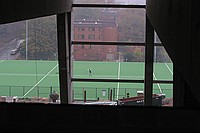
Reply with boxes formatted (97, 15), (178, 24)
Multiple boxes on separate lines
(115, 0), (146, 5)
(74, 0), (146, 5)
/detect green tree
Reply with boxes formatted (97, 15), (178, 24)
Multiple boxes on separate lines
(20, 16), (57, 60)
(121, 46), (144, 62)
(123, 52), (134, 62)
(117, 9), (145, 42)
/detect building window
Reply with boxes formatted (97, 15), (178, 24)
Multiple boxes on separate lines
(70, 3), (173, 107)
(99, 35), (102, 40)
(78, 34), (85, 40)
(78, 27), (85, 31)
(88, 34), (95, 40)
(81, 34), (85, 39)
(74, 34), (78, 40)
(0, 15), (59, 101)
(88, 27), (95, 31)
(99, 27), (103, 31)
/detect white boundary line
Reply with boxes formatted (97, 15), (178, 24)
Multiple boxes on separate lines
(22, 64), (58, 98)
(153, 72), (163, 94)
(165, 63), (173, 75)
(74, 74), (143, 78)
(0, 60), (5, 63)
(75, 75), (109, 77)
(116, 61), (121, 99)
(0, 73), (58, 76)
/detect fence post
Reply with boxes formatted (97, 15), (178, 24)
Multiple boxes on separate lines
(127, 93), (129, 98)
(83, 90), (86, 102)
(125, 88), (127, 98)
(37, 86), (39, 97)
(72, 90), (74, 102)
(109, 89), (112, 101)
(96, 88), (98, 100)
(108, 88), (110, 100)
(50, 86), (53, 94)
(113, 88), (115, 100)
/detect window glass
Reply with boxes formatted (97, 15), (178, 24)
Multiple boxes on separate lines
(153, 83), (173, 107)
(72, 45), (145, 80)
(154, 31), (161, 43)
(153, 32), (173, 107)
(73, 0), (146, 5)
(71, 4), (172, 106)
(153, 46), (173, 80)
(0, 15), (59, 103)
(72, 81), (144, 104)
(72, 8), (145, 43)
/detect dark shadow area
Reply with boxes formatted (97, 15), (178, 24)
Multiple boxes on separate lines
(0, 103), (200, 132)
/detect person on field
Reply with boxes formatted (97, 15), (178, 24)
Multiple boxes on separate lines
(88, 68), (92, 76)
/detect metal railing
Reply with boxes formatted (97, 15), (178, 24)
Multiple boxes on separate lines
(0, 85), (59, 98)
(73, 87), (173, 101)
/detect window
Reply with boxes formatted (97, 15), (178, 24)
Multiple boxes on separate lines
(88, 27), (95, 31)
(99, 35), (102, 40)
(0, 15), (59, 103)
(99, 27), (103, 31)
(0, 1), (173, 106)
(73, 0), (146, 5)
(71, 2), (173, 107)
(88, 34), (95, 40)
(153, 32), (173, 104)
(78, 34), (85, 40)
(78, 27), (85, 31)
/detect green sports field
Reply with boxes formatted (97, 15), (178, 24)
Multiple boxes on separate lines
(73, 61), (173, 100)
(0, 60), (173, 100)
(0, 60), (60, 98)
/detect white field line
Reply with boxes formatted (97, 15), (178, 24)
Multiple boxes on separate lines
(0, 60), (5, 63)
(0, 73), (58, 76)
(153, 72), (163, 94)
(74, 75), (143, 78)
(74, 75), (117, 78)
(22, 64), (58, 98)
(116, 62), (121, 99)
(165, 63), (173, 75)
(120, 75), (143, 78)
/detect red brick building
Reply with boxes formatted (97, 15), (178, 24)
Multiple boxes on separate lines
(73, 19), (118, 61)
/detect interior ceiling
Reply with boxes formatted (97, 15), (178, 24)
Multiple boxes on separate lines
(0, 0), (72, 24)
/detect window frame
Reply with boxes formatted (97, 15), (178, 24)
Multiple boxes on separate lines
(68, 3), (173, 106)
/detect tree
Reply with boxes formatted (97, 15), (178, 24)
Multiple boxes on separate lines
(20, 16), (57, 60)
(73, 0), (116, 20)
(119, 46), (144, 62)
(117, 8), (145, 42)
(155, 47), (172, 63)
(74, 8), (101, 20)
(123, 52), (134, 62)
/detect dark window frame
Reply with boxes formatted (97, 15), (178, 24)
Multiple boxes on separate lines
(70, 3), (173, 106)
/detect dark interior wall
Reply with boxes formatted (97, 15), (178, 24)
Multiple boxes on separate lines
(0, 0), (72, 24)
(1, 1), (200, 131)
(146, 0), (192, 87)
(190, 0), (200, 106)
(146, 0), (200, 106)
(1, 103), (200, 132)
